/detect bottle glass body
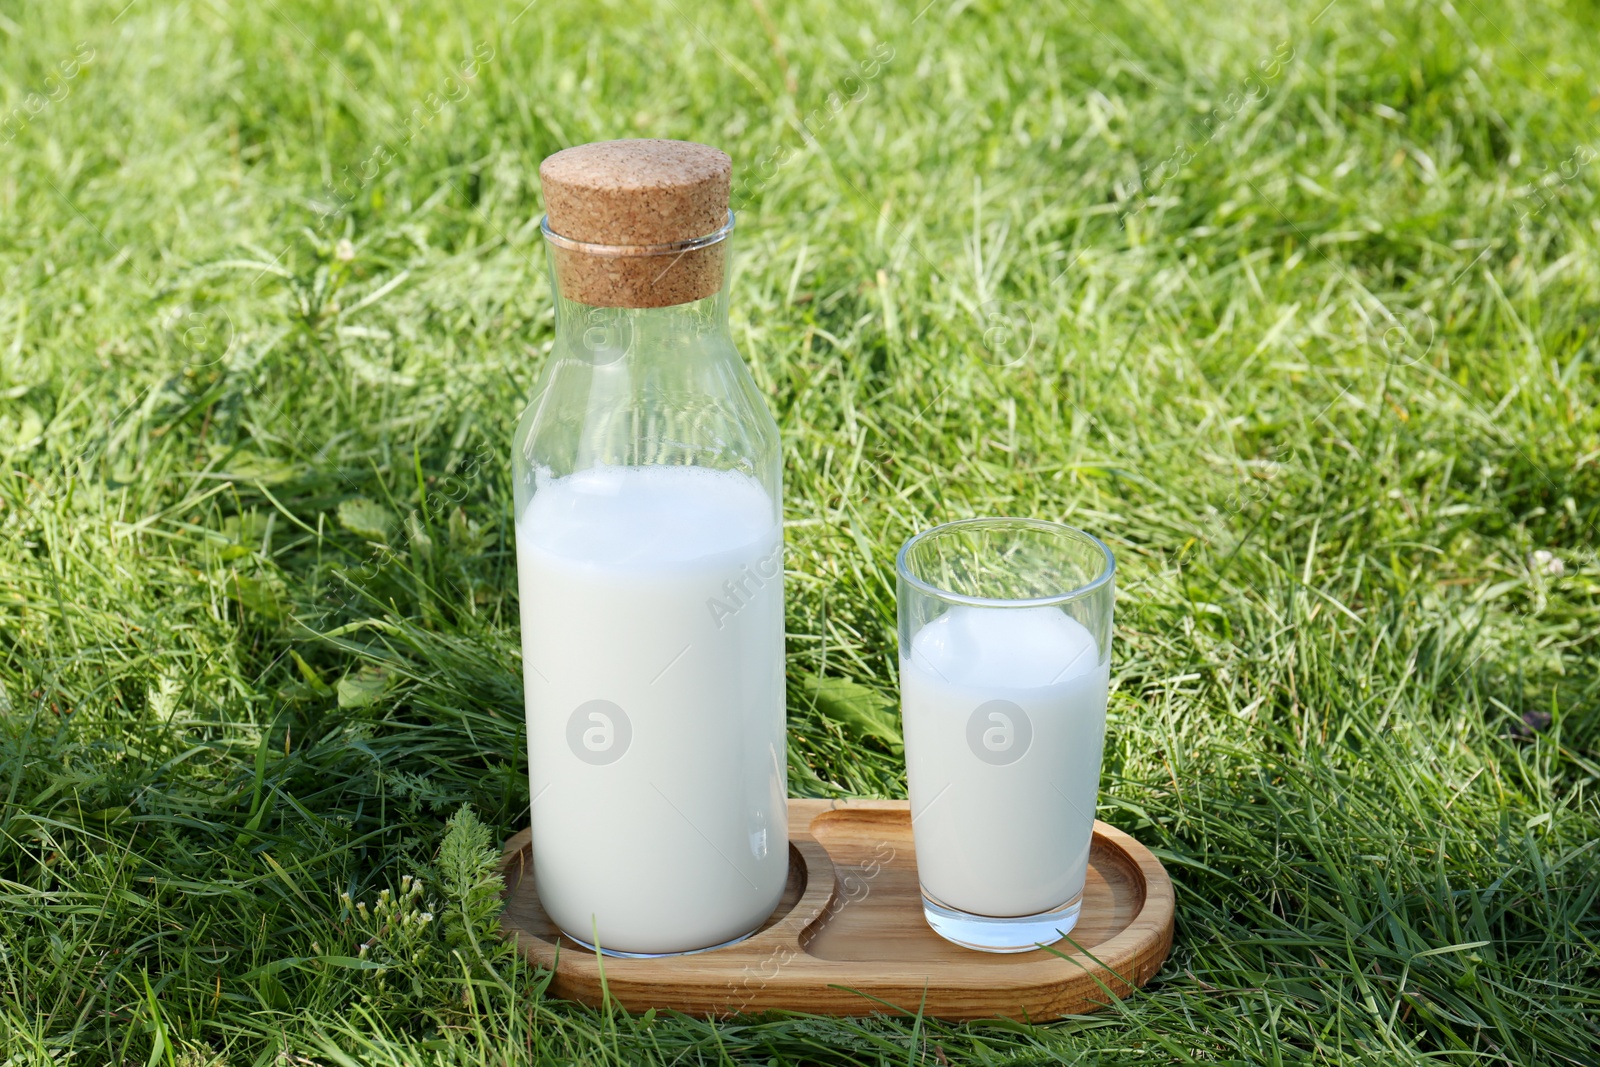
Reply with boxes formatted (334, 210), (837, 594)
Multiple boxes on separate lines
(512, 218), (788, 955)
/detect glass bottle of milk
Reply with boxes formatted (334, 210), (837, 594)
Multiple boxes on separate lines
(513, 140), (786, 956)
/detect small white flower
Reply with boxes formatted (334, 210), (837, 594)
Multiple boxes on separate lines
(1531, 549), (1564, 577)
(335, 238), (355, 262)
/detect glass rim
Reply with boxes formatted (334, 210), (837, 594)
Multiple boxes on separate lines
(540, 209), (735, 258)
(895, 517), (1115, 608)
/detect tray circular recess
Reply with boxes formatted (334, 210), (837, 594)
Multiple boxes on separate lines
(499, 798), (1174, 1021)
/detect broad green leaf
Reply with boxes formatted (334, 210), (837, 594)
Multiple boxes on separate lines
(337, 666), (391, 708)
(224, 572), (285, 621)
(3, 407), (43, 453)
(338, 496), (396, 542)
(217, 455), (302, 485)
(797, 672), (902, 753)
(82, 805), (131, 825)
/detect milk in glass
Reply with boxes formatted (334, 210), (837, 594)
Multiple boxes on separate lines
(901, 605), (1109, 917)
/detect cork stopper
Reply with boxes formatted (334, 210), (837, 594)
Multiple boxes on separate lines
(540, 139), (732, 308)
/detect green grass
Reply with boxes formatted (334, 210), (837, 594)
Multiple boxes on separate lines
(1, 0), (1598, 1061)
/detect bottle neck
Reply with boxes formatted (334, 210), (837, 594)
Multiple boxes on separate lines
(545, 223), (734, 363)
(541, 209), (736, 354)
(551, 287), (730, 361)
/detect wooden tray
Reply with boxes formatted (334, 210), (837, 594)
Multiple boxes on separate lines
(499, 798), (1173, 1020)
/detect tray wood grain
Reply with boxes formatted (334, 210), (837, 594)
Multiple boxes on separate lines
(500, 798), (1173, 1020)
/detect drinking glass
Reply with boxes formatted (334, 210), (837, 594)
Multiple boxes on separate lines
(896, 518), (1114, 953)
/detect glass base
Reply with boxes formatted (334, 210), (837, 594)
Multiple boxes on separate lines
(562, 922), (762, 959)
(921, 891), (1082, 953)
